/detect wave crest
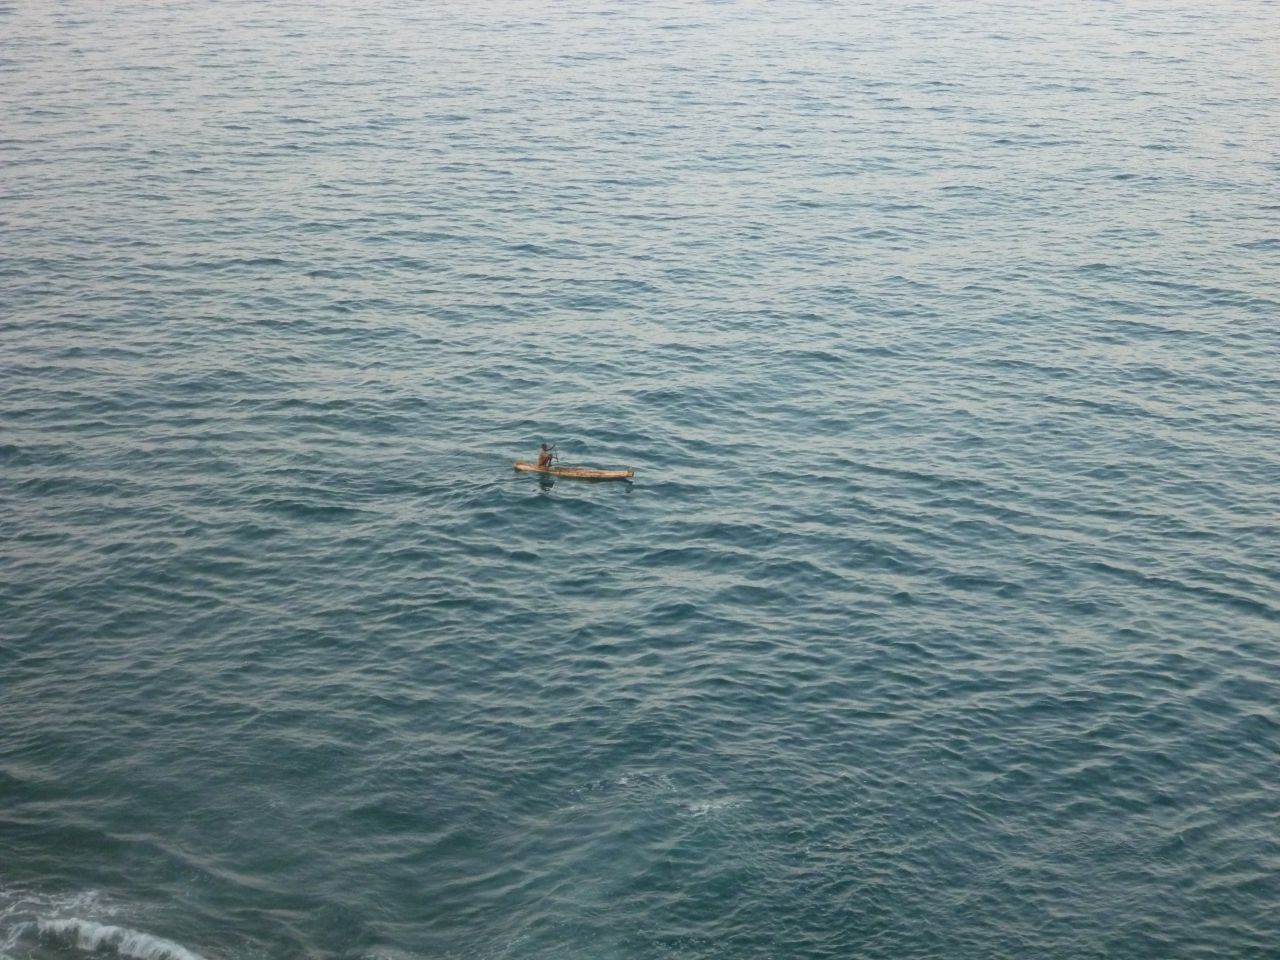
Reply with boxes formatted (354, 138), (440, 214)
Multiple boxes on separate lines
(37, 919), (208, 960)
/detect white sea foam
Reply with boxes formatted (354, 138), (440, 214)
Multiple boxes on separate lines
(0, 886), (106, 958)
(37, 919), (209, 960)
(0, 920), (30, 960)
(684, 798), (739, 818)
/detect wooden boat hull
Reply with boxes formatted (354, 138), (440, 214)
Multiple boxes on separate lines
(514, 461), (634, 480)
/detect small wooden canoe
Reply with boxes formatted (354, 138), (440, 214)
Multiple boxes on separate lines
(514, 461), (634, 480)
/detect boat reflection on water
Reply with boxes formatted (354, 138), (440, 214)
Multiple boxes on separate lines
(534, 474), (635, 494)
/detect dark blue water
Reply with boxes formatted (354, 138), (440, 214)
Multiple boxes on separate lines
(3, 1), (1279, 958)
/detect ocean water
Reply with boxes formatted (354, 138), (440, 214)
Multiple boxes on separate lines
(2, 0), (1278, 958)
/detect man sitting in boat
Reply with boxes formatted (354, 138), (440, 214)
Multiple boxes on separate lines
(537, 443), (554, 468)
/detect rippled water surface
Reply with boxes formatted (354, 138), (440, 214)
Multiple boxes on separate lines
(3, 1), (1279, 958)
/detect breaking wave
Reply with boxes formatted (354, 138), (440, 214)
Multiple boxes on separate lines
(33, 920), (209, 960)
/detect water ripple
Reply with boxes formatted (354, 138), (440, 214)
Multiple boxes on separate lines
(3, 1), (1279, 959)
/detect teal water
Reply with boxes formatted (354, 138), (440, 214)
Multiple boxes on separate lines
(2, 1), (1279, 958)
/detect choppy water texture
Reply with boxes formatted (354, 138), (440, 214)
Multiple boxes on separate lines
(3, 1), (1279, 958)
